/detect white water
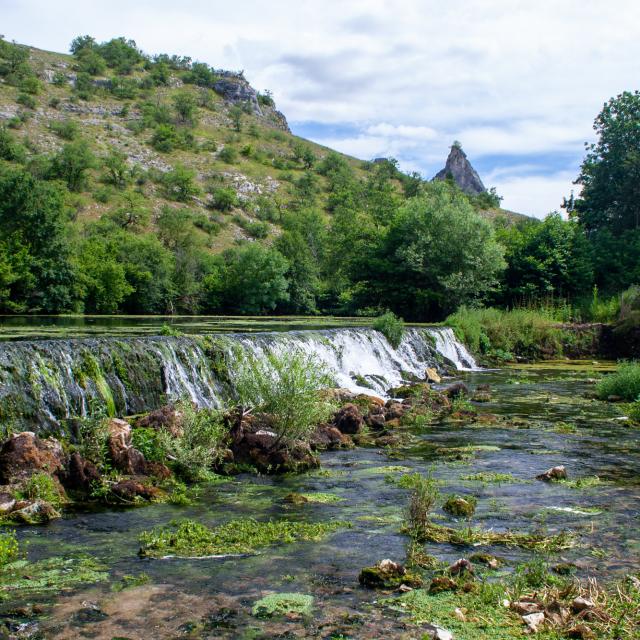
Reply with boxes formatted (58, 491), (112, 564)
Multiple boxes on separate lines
(430, 327), (478, 371)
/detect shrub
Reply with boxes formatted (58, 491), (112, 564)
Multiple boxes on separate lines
(218, 145), (237, 163)
(232, 349), (335, 449)
(373, 311), (405, 348)
(16, 93), (37, 109)
(49, 119), (79, 140)
(18, 472), (65, 508)
(0, 126), (26, 162)
(596, 362), (640, 401)
(155, 401), (226, 482)
(209, 186), (238, 211)
(161, 165), (200, 201)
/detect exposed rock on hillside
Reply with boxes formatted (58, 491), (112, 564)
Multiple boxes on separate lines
(433, 143), (486, 195)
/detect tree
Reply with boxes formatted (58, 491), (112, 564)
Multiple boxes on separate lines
(222, 244), (289, 313)
(229, 105), (243, 132)
(575, 90), (640, 234)
(0, 165), (77, 312)
(49, 139), (95, 191)
(172, 91), (198, 125)
(102, 149), (129, 187)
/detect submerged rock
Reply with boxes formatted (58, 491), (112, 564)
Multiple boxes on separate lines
(0, 432), (65, 484)
(359, 559), (422, 590)
(443, 382), (469, 399)
(536, 465), (567, 482)
(443, 495), (477, 517)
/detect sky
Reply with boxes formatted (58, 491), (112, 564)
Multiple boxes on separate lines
(2, 0), (639, 217)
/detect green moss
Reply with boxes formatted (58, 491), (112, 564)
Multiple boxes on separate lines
(285, 492), (343, 504)
(139, 517), (351, 558)
(462, 472), (525, 485)
(252, 592), (314, 618)
(0, 555), (108, 601)
(442, 494), (477, 517)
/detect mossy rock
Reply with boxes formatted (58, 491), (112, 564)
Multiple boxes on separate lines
(252, 592), (314, 618)
(443, 495), (477, 518)
(359, 559), (423, 590)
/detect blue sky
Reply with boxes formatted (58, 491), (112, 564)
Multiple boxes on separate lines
(3, 0), (638, 217)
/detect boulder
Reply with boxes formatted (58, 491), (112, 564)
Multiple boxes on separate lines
(448, 558), (474, 576)
(111, 480), (161, 502)
(107, 419), (147, 475)
(0, 432), (65, 484)
(0, 491), (16, 514)
(332, 403), (364, 434)
(309, 424), (353, 451)
(359, 559), (422, 589)
(443, 496), (476, 517)
(536, 465), (567, 482)
(6, 499), (61, 524)
(425, 367), (441, 384)
(522, 611), (545, 633)
(60, 452), (101, 494)
(365, 413), (386, 431)
(428, 576), (457, 594)
(384, 401), (405, 420)
(443, 382), (469, 399)
(134, 404), (185, 437)
(433, 143), (486, 196)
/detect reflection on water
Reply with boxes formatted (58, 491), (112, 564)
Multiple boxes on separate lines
(7, 364), (640, 638)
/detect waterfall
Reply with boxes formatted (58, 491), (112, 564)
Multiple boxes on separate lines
(0, 327), (479, 431)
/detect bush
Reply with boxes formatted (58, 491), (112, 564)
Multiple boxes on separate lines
(155, 401), (226, 482)
(16, 93), (37, 109)
(161, 165), (200, 201)
(18, 472), (65, 508)
(0, 126), (26, 162)
(373, 311), (405, 348)
(596, 362), (640, 401)
(209, 186), (238, 211)
(232, 349), (335, 449)
(446, 306), (565, 360)
(49, 119), (79, 140)
(218, 145), (237, 163)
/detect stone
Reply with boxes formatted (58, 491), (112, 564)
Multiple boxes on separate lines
(511, 601), (542, 615)
(567, 625), (596, 639)
(571, 597), (595, 614)
(384, 401), (405, 420)
(110, 480), (160, 502)
(332, 403), (364, 434)
(107, 418), (147, 475)
(0, 492), (16, 514)
(309, 424), (353, 451)
(428, 576), (457, 594)
(358, 559), (422, 590)
(365, 413), (386, 431)
(134, 404), (185, 437)
(0, 432), (65, 484)
(443, 496), (476, 517)
(448, 558), (474, 576)
(443, 382), (469, 399)
(7, 500), (61, 524)
(213, 76), (262, 115)
(433, 143), (486, 196)
(60, 452), (101, 494)
(522, 611), (545, 633)
(536, 465), (567, 482)
(425, 367), (441, 384)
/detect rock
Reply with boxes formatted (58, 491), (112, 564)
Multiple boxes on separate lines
(443, 496), (476, 517)
(522, 611), (545, 633)
(384, 401), (405, 420)
(536, 465), (567, 482)
(107, 418), (147, 475)
(110, 480), (160, 502)
(144, 461), (172, 480)
(425, 367), (441, 384)
(0, 432), (65, 484)
(230, 430), (319, 474)
(428, 576), (457, 594)
(333, 404), (364, 434)
(433, 143), (486, 196)
(284, 492), (308, 505)
(7, 499), (61, 524)
(0, 491), (16, 514)
(571, 597), (595, 614)
(448, 558), (474, 576)
(468, 553), (500, 569)
(213, 76), (262, 115)
(365, 413), (386, 431)
(566, 625), (595, 639)
(552, 562), (577, 575)
(511, 601), (543, 615)
(309, 423), (353, 451)
(134, 405), (185, 437)
(60, 452), (101, 494)
(358, 559), (422, 590)
(374, 434), (402, 447)
(545, 602), (570, 626)
(471, 387), (492, 402)
(443, 382), (469, 399)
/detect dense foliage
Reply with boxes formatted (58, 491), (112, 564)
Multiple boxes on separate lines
(0, 35), (638, 321)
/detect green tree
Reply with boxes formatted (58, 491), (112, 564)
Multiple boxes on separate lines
(102, 149), (129, 188)
(172, 91), (198, 125)
(222, 244), (289, 313)
(49, 139), (95, 191)
(229, 105), (243, 132)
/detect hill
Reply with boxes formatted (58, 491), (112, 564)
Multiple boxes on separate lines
(0, 35), (528, 318)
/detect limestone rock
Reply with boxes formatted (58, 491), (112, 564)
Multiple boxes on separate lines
(332, 403), (364, 434)
(309, 423), (353, 451)
(522, 611), (545, 633)
(106, 418), (147, 475)
(536, 465), (567, 482)
(433, 143), (486, 196)
(425, 367), (441, 384)
(0, 432), (65, 484)
(358, 559), (422, 589)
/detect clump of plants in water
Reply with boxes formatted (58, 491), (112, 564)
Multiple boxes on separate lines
(405, 471), (440, 541)
(232, 348), (336, 449)
(138, 517), (351, 558)
(252, 592), (314, 618)
(596, 361), (640, 401)
(443, 494), (477, 517)
(372, 311), (405, 348)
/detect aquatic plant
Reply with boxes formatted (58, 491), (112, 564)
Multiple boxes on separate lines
(252, 592), (314, 618)
(0, 531), (19, 567)
(233, 348), (336, 449)
(111, 573), (150, 592)
(372, 311), (405, 348)
(156, 400), (226, 482)
(139, 517), (351, 558)
(596, 361), (640, 401)
(405, 471), (440, 540)
(462, 472), (525, 484)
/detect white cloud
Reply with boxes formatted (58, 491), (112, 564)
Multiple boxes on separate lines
(2, 0), (637, 216)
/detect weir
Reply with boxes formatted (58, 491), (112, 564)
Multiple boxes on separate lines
(0, 327), (477, 430)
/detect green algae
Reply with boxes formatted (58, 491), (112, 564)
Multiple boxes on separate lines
(462, 472), (527, 485)
(139, 517), (351, 558)
(251, 592), (314, 618)
(0, 556), (108, 601)
(111, 573), (150, 592)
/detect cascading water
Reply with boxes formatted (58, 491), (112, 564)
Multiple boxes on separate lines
(0, 327), (479, 431)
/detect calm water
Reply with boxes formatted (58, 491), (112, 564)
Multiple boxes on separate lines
(6, 364), (639, 639)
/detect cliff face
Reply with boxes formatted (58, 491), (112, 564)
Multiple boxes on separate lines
(433, 144), (485, 195)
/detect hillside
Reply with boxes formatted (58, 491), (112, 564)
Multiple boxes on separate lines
(0, 35), (530, 319)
